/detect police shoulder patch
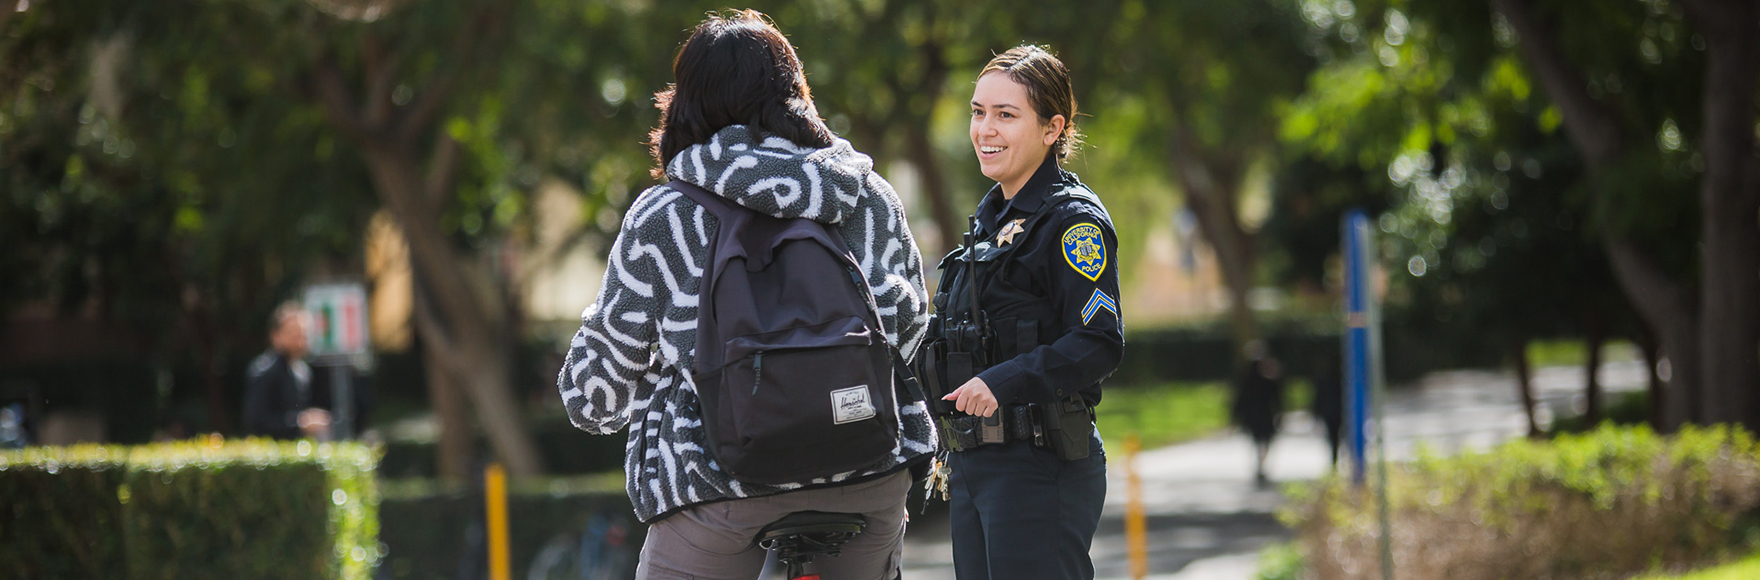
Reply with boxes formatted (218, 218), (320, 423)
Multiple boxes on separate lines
(1061, 222), (1106, 282)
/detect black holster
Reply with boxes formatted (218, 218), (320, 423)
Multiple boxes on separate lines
(914, 339), (957, 417)
(1040, 395), (1094, 461)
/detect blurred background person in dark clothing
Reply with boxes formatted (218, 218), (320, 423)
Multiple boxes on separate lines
(1231, 340), (1284, 486)
(0, 403), (28, 448)
(1311, 353), (1345, 469)
(242, 302), (330, 440)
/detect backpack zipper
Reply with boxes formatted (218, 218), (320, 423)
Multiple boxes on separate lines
(752, 351), (764, 394)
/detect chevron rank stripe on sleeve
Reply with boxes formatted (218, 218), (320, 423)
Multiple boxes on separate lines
(1081, 288), (1118, 326)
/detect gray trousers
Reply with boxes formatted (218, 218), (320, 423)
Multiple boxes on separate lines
(636, 469), (911, 580)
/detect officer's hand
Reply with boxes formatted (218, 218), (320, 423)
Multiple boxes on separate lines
(943, 377), (999, 418)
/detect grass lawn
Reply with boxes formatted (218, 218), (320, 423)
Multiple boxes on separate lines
(1095, 381), (1232, 455)
(1526, 339), (1640, 368)
(1633, 553), (1760, 580)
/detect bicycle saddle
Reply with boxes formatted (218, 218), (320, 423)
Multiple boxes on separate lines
(755, 511), (867, 563)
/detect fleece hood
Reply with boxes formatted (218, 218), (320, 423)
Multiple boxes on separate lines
(664, 125), (873, 226)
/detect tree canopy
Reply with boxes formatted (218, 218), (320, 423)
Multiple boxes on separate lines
(4, 0), (1754, 459)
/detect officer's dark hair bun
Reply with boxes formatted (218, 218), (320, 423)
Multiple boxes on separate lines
(979, 45), (1083, 160)
(649, 10), (835, 179)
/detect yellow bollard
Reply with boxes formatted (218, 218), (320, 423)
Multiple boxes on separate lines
(1124, 433), (1147, 580)
(485, 463), (510, 580)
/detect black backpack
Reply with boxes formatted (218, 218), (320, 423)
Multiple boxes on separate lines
(669, 180), (902, 485)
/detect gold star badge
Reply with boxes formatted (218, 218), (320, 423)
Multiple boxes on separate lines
(1073, 237), (1102, 265)
(996, 219), (1026, 245)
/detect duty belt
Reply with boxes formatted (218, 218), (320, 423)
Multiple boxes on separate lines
(941, 405), (1049, 451)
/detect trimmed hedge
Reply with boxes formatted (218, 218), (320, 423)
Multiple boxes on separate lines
(1112, 323), (1338, 385)
(0, 439), (380, 580)
(1111, 306), (1509, 388)
(1282, 425), (1760, 580)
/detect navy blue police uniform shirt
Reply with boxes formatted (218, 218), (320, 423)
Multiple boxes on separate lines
(970, 155), (1124, 408)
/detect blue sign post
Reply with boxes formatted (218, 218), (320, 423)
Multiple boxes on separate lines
(1342, 208), (1392, 578)
(1343, 210), (1375, 484)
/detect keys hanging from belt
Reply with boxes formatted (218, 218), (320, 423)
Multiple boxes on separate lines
(923, 451), (951, 512)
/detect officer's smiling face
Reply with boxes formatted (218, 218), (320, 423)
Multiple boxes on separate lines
(971, 72), (1064, 198)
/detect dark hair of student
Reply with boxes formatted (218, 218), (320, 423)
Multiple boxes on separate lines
(649, 10), (834, 178)
(979, 45), (1083, 160)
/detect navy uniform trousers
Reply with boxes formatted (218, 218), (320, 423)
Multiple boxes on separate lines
(948, 433), (1106, 580)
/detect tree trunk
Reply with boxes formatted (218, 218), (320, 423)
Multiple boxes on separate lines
(1514, 341), (1540, 437)
(1583, 327), (1603, 426)
(311, 38), (544, 476)
(422, 331), (472, 481)
(1169, 128), (1258, 348)
(364, 142), (545, 476)
(1639, 331), (1665, 430)
(892, 38), (959, 256)
(199, 336), (228, 435)
(1660, 315), (1704, 429)
(1683, 0), (1760, 431)
(0, 0), (18, 36)
(1493, 0), (1706, 431)
(1602, 239), (1701, 431)
(416, 278), (473, 481)
(167, 246), (232, 435)
(186, 298), (229, 434)
(903, 122), (964, 257)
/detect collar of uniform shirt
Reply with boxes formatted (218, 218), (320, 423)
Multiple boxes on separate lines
(977, 153), (1066, 236)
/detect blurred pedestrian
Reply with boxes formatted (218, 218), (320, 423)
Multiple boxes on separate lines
(555, 10), (931, 580)
(242, 301), (330, 440)
(1231, 340), (1284, 486)
(1311, 353), (1344, 468)
(0, 403), (27, 448)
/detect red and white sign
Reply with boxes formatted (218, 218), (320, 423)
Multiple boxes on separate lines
(304, 283), (370, 359)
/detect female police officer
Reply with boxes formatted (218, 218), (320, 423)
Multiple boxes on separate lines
(926, 45), (1123, 580)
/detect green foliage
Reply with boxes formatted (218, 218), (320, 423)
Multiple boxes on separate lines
(0, 439), (380, 580)
(1269, 0), (1697, 355)
(1635, 551), (1760, 580)
(0, 450), (127, 578)
(1114, 317), (1341, 385)
(1282, 425), (1760, 580)
(7, 0), (1730, 490)
(1524, 339), (1638, 368)
(1548, 391), (1654, 436)
(0, 0), (380, 434)
(1115, 308), (1499, 387)
(1254, 541), (1306, 580)
(1095, 381), (1231, 454)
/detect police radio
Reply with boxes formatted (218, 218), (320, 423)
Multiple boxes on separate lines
(943, 216), (991, 382)
(916, 216), (1006, 447)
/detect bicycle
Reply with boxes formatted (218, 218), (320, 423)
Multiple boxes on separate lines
(526, 512), (636, 580)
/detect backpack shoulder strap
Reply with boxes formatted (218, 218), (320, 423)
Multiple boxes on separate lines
(890, 344), (927, 405)
(665, 179), (737, 219)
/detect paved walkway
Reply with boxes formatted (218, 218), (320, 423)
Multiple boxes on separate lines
(899, 358), (1652, 579)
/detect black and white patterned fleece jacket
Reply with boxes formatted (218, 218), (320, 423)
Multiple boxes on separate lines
(558, 125), (934, 523)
